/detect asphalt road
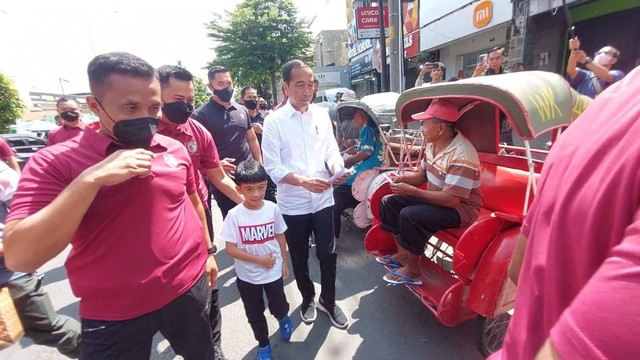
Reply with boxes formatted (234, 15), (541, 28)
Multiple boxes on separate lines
(1, 204), (485, 360)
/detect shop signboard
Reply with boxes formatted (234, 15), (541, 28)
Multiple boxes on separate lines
(420, 0), (512, 51)
(355, 6), (389, 39)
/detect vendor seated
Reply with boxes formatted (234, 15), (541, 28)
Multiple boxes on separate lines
(376, 99), (482, 285)
(333, 107), (384, 238)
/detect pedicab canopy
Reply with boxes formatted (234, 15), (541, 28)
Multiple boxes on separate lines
(397, 71), (592, 141)
(336, 92), (400, 126)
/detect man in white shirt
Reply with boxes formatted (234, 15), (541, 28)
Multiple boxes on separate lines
(262, 60), (350, 330)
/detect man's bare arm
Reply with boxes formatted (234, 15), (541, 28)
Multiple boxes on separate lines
(206, 167), (244, 204)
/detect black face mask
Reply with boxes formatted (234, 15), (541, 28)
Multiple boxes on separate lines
(95, 98), (159, 150)
(259, 104), (268, 110)
(162, 101), (194, 124)
(212, 87), (234, 102)
(60, 111), (80, 122)
(244, 99), (258, 110)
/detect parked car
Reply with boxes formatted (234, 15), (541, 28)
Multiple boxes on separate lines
(313, 87), (351, 103)
(0, 133), (47, 168)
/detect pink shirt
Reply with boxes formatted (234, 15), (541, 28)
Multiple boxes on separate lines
(46, 122), (88, 145)
(157, 119), (221, 208)
(492, 68), (640, 359)
(0, 139), (14, 159)
(7, 129), (207, 321)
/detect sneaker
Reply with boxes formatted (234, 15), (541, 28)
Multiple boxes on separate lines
(308, 234), (316, 248)
(213, 345), (228, 360)
(278, 315), (294, 341)
(317, 299), (349, 329)
(300, 300), (317, 324)
(256, 344), (271, 360)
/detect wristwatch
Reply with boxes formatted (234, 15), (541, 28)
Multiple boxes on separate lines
(585, 57), (593, 65)
(207, 245), (218, 255)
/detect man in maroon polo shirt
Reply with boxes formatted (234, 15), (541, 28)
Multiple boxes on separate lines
(157, 64), (243, 360)
(47, 97), (90, 146)
(2, 52), (217, 359)
(0, 138), (20, 174)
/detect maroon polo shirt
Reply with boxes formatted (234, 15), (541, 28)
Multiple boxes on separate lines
(47, 122), (89, 146)
(7, 129), (207, 321)
(0, 139), (14, 160)
(158, 119), (221, 208)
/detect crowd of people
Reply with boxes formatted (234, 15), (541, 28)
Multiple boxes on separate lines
(0, 31), (637, 360)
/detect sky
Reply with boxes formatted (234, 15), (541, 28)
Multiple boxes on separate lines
(0, 0), (347, 96)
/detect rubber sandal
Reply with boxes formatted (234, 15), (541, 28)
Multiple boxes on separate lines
(375, 255), (402, 269)
(383, 269), (423, 286)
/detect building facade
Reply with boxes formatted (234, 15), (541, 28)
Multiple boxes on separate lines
(515, 0), (640, 75)
(314, 30), (350, 67)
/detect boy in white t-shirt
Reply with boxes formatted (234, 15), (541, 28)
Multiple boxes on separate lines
(220, 161), (293, 360)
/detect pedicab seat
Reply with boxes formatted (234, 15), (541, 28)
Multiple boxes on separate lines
(435, 152), (539, 279)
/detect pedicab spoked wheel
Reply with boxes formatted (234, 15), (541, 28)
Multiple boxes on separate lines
(479, 312), (511, 356)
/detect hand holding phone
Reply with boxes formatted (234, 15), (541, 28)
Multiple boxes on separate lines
(478, 54), (488, 66)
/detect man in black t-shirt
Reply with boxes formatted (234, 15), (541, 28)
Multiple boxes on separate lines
(239, 85), (277, 203)
(191, 66), (262, 217)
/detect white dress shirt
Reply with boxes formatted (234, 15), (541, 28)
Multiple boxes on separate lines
(262, 101), (344, 216)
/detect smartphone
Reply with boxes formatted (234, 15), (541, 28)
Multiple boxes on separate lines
(478, 53), (488, 66)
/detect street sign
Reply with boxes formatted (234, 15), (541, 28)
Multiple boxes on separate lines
(356, 6), (389, 39)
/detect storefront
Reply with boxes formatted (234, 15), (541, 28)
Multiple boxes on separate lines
(419, 0), (514, 79)
(402, 0), (421, 89)
(346, 0), (379, 97)
(521, 0), (640, 75)
(349, 48), (378, 97)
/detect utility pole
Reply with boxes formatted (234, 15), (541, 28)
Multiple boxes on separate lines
(378, 0), (388, 92)
(389, 0), (400, 93)
(59, 78), (68, 95)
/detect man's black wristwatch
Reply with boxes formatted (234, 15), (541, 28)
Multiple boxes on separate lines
(585, 57), (593, 65)
(207, 245), (218, 255)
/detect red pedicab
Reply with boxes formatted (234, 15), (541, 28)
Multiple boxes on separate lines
(363, 71), (592, 355)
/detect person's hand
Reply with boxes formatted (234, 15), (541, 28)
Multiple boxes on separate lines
(302, 178), (331, 193)
(390, 182), (417, 196)
(346, 146), (357, 155)
(332, 172), (351, 186)
(572, 50), (588, 64)
(206, 254), (219, 289)
(568, 36), (581, 51)
(87, 149), (155, 186)
(220, 158), (236, 175)
(343, 139), (355, 148)
(258, 254), (276, 269)
(282, 264), (290, 279)
(473, 61), (488, 76)
(252, 122), (263, 134)
(392, 175), (406, 184)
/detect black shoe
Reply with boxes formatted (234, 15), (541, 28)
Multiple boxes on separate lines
(300, 300), (317, 324)
(214, 345), (228, 360)
(317, 299), (349, 329)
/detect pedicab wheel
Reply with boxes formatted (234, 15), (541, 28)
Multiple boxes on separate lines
(479, 312), (511, 356)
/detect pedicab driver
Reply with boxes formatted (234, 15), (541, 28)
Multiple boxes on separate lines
(377, 99), (482, 285)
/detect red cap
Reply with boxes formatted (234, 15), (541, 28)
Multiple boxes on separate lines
(411, 99), (460, 122)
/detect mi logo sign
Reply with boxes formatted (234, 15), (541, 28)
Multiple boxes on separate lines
(473, 1), (493, 29)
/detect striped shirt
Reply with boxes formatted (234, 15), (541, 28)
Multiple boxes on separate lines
(421, 132), (482, 226)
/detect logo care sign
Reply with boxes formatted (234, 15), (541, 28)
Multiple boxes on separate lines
(356, 6), (389, 39)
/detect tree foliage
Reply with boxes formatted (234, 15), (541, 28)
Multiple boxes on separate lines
(205, 0), (314, 102)
(0, 72), (24, 133)
(193, 77), (210, 108)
